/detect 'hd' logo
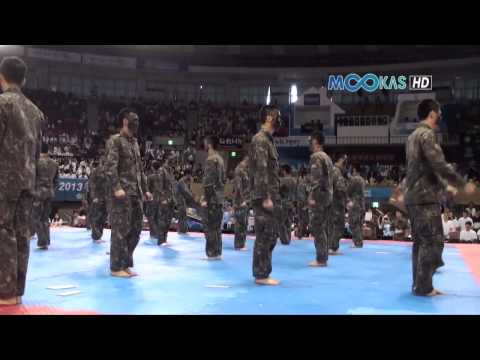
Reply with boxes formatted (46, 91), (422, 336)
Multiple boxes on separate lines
(409, 75), (432, 91)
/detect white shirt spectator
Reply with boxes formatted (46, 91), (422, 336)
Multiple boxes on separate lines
(442, 218), (449, 238)
(459, 216), (473, 231)
(459, 229), (478, 242)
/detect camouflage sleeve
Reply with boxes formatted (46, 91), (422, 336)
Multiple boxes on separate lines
(0, 102), (6, 147)
(203, 158), (217, 202)
(105, 138), (122, 193)
(147, 174), (154, 195)
(242, 171), (251, 204)
(309, 155), (325, 192)
(421, 131), (466, 189)
(252, 140), (270, 200)
(89, 168), (98, 200)
(141, 166), (148, 195)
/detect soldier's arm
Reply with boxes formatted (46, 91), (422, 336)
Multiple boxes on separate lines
(309, 156), (326, 203)
(421, 131), (466, 189)
(53, 163), (59, 190)
(0, 101), (6, 147)
(252, 140), (270, 200)
(104, 138), (122, 193)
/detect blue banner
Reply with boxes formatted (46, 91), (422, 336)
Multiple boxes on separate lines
(55, 178), (88, 202)
(364, 187), (392, 200)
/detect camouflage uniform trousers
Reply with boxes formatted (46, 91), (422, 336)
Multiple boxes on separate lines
(145, 201), (160, 239)
(234, 206), (248, 249)
(0, 191), (33, 298)
(407, 204), (444, 295)
(278, 200), (294, 245)
(311, 204), (331, 264)
(252, 199), (280, 279)
(157, 202), (174, 244)
(177, 203), (188, 234)
(33, 197), (52, 248)
(202, 204), (223, 257)
(348, 204), (364, 248)
(296, 202), (309, 238)
(329, 201), (345, 252)
(110, 196), (144, 272)
(91, 199), (108, 241)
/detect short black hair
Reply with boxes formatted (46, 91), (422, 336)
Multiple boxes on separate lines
(259, 105), (280, 124)
(417, 99), (440, 120)
(466, 221), (472, 226)
(310, 131), (325, 146)
(41, 142), (49, 154)
(0, 57), (27, 86)
(204, 135), (218, 150)
(152, 160), (161, 171)
(117, 107), (136, 127)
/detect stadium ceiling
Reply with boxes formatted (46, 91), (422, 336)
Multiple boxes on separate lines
(26, 45), (480, 67)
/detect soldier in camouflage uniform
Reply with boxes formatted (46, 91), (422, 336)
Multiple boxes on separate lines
(346, 166), (366, 248)
(0, 57), (44, 306)
(147, 159), (175, 245)
(104, 108), (153, 278)
(329, 154), (348, 254)
(233, 156), (250, 250)
(89, 153), (109, 243)
(33, 143), (59, 250)
(201, 136), (226, 260)
(307, 132), (334, 267)
(279, 164), (296, 245)
(248, 106), (282, 285)
(404, 99), (475, 296)
(295, 169), (309, 239)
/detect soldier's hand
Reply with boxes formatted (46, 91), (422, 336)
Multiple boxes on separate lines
(145, 192), (153, 201)
(161, 200), (168, 205)
(201, 201), (208, 208)
(262, 198), (273, 211)
(241, 201), (247, 207)
(464, 182), (476, 195)
(115, 189), (126, 199)
(347, 201), (354, 210)
(93, 198), (99, 203)
(308, 199), (316, 208)
(446, 185), (458, 196)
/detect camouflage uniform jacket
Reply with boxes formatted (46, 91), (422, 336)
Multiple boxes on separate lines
(147, 167), (175, 204)
(105, 133), (147, 199)
(202, 150), (226, 205)
(347, 175), (366, 209)
(248, 129), (280, 202)
(404, 121), (466, 205)
(233, 161), (250, 207)
(35, 156), (59, 200)
(0, 86), (44, 200)
(309, 150), (334, 205)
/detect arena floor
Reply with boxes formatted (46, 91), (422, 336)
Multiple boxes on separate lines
(1, 227), (480, 315)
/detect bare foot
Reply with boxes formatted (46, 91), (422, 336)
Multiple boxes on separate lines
(203, 256), (222, 261)
(350, 245), (362, 249)
(255, 278), (280, 286)
(126, 268), (139, 277)
(111, 270), (131, 278)
(309, 260), (327, 267)
(160, 242), (169, 247)
(426, 289), (445, 297)
(0, 297), (18, 306)
(93, 239), (106, 244)
(235, 246), (248, 251)
(38, 246), (48, 250)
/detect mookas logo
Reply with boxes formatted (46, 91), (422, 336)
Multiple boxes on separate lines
(328, 73), (432, 93)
